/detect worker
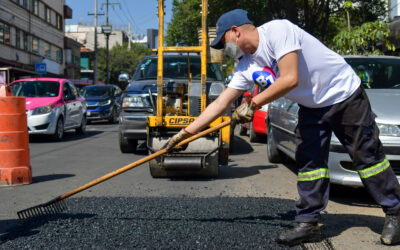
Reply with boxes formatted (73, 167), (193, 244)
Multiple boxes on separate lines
(163, 9), (400, 246)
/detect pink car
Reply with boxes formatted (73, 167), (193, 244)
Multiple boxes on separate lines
(10, 78), (87, 140)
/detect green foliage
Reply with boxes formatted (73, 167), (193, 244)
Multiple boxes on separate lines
(343, 1), (354, 11)
(96, 43), (152, 87)
(166, 0), (271, 46)
(332, 20), (395, 55)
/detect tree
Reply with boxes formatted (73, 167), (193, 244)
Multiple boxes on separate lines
(166, 0), (271, 46)
(96, 43), (152, 88)
(332, 20), (395, 55)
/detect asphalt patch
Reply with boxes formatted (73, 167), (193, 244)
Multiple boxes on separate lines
(1, 197), (302, 249)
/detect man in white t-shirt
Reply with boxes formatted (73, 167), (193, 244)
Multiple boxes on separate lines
(163, 9), (400, 246)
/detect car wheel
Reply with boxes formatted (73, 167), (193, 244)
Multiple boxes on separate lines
(267, 122), (285, 163)
(109, 107), (119, 124)
(239, 125), (247, 136)
(119, 130), (137, 153)
(249, 122), (258, 142)
(52, 117), (64, 141)
(76, 115), (86, 135)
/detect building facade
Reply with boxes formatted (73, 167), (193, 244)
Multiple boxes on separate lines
(65, 25), (129, 51)
(0, 0), (71, 83)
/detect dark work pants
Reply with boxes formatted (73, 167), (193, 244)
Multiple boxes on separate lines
(295, 87), (400, 223)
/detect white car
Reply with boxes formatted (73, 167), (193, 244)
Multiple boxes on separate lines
(10, 78), (87, 140)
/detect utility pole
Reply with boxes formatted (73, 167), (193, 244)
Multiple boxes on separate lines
(105, 0), (110, 84)
(94, 0), (98, 85)
(88, 1), (104, 85)
(128, 22), (131, 50)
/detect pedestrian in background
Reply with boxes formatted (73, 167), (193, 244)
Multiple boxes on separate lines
(163, 9), (400, 246)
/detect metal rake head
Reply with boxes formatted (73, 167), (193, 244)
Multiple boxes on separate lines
(17, 200), (68, 222)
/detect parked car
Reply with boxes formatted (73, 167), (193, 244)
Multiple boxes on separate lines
(81, 85), (122, 123)
(238, 84), (269, 142)
(10, 78), (87, 140)
(118, 54), (227, 153)
(266, 55), (400, 187)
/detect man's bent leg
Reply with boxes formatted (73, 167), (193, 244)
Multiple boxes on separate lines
(277, 105), (331, 246)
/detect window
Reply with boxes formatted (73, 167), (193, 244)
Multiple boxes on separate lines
(31, 0), (38, 15)
(23, 0), (28, 8)
(23, 31), (28, 50)
(4, 24), (10, 44)
(15, 28), (21, 49)
(14, 0), (20, 4)
(0, 22), (10, 44)
(32, 37), (39, 54)
(44, 42), (51, 58)
(0, 23), (3, 43)
(55, 47), (62, 63)
(45, 6), (51, 23)
(56, 14), (62, 30)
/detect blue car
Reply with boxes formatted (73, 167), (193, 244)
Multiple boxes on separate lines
(81, 85), (122, 123)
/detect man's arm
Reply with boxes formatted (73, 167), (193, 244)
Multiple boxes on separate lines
(252, 51), (299, 106)
(184, 87), (244, 134)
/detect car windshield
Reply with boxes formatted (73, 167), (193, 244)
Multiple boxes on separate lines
(345, 58), (400, 89)
(11, 81), (60, 97)
(82, 87), (112, 97)
(133, 57), (224, 81)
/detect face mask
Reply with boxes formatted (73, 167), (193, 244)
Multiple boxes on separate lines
(224, 31), (244, 59)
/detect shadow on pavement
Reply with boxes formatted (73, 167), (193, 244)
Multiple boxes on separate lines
(320, 213), (383, 238)
(329, 184), (379, 208)
(29, 131), (103, 143)
(32, 174), (75, 184)
(230, 136), (254, 155)
(219, 164), (278, 179)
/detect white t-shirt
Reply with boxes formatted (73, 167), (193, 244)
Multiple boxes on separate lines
(228, 19), (361, 108)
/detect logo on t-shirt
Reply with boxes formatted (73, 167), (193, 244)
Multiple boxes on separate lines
(252, 66), (276, 89)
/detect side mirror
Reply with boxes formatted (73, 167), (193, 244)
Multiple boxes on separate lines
(65, 94), (74, 101)
(118, 73), (130, 82)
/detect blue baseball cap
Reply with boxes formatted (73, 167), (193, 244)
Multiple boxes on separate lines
(211, 9), (253, 50)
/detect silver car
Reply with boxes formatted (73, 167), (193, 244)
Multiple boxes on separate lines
(266, 55), (400, 187)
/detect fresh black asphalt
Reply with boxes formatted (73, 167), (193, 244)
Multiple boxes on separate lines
(1, 197), (302, 249)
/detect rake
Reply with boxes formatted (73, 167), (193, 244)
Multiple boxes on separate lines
(17, 119), (231, 222)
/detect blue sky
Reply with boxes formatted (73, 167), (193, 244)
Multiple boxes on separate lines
(65, 0), (173, 35)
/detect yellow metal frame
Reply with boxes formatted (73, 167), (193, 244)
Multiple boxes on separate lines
(154, 0), (208, 126)
(148, 0), (231, 162)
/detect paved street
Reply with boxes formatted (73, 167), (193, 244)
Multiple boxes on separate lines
(0, 122), (395, 249)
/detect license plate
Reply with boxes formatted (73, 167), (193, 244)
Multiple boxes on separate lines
(87, 111), (91, 116)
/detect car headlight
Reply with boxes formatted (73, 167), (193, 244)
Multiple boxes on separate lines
(99, 100), (111, 106)
(32, 105), (53, 115)
(377, 123), (400, 137)
(123, 96), (147, 107)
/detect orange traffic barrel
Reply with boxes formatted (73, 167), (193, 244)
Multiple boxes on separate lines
(0, 85), (32, 186)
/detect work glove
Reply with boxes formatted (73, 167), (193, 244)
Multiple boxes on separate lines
(231, 100), (256, 127)
(161, 129), (193, 151)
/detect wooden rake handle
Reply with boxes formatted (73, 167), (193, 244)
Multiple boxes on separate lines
(50, 119), (231, 203)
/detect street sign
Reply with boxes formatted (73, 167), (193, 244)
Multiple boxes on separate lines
(35, 63), (47, 74)
(101, 25), (112, 34)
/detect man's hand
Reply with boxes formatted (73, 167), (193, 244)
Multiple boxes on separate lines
(231, 100), (256, 126)
(161, 129), (193, 151)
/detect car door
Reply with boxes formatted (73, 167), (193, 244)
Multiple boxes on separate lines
(68, 82), (85, 126)
(62, 83), (75, 127)
(66, 82), (83, 126)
